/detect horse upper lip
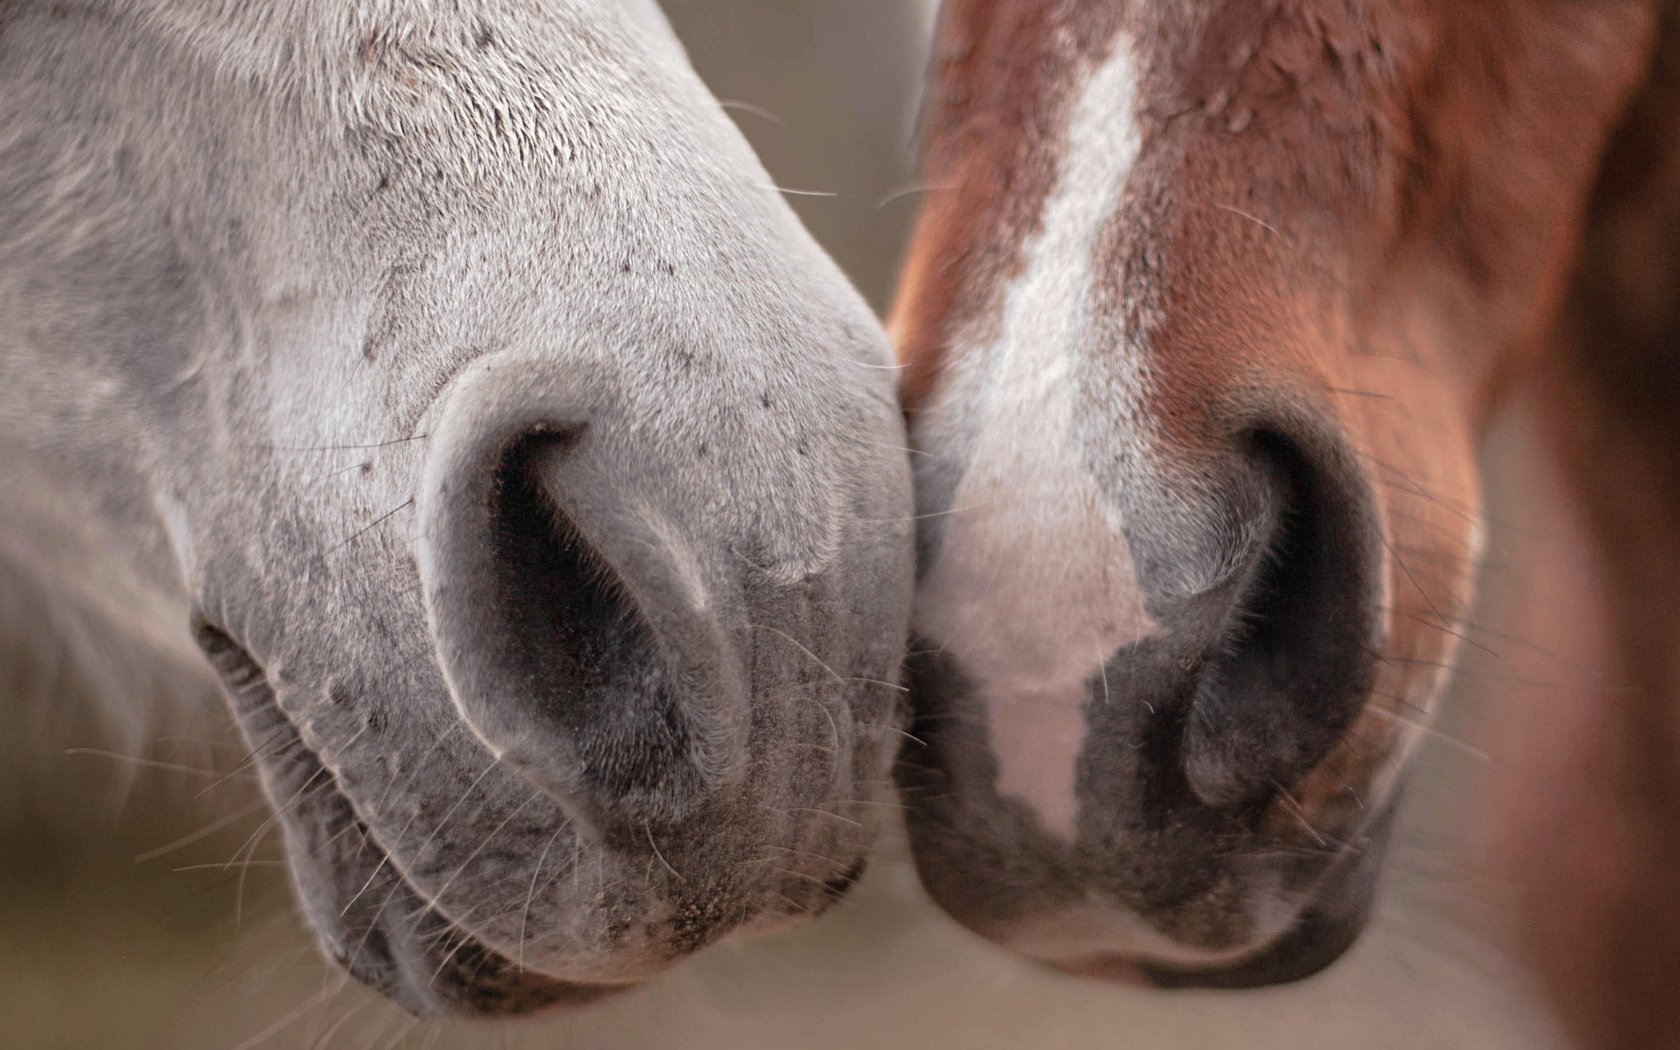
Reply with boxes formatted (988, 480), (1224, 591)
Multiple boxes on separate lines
(255, 695), (605, 1016)
(198, 617), (601, 1016)
(1141, 799), (1395, 990)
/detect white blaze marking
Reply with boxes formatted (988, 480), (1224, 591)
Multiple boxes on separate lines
(916, 41), (1151, 840)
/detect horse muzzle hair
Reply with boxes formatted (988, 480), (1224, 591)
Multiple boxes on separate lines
(0, 0), (912, 1016)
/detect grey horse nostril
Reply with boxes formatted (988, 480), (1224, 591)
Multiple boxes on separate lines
(475, 433), (710, 818)
(416, 359), (752, 837)
(1175, 426), (1383, 809)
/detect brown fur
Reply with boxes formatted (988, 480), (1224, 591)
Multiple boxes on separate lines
(892, 0), (1671, 1009)
(890, 0), (1121, 408)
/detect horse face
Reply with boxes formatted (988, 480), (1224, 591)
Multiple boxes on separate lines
(890, 0), (1650, 986)
(0, 1), (911, 1014)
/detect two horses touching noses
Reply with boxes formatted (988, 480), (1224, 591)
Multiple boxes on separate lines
(2, 0), (1677, 1047)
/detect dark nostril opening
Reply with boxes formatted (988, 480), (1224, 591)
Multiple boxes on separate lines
(1181, 427), (1381, 808)
(822, 856), (869, 900)
(482, 432), (701, 824)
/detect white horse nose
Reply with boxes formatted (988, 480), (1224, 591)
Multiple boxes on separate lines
(416, 354), (752, 838)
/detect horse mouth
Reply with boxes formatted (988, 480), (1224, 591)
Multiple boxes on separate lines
(194, 619), (609, 1017)
(1137, 902), (1370, 990)
(1137, 802), (1395, 991)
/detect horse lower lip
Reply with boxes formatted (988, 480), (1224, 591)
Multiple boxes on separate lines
(1138, 902), (1369, 990)
(1050, 955), (1149, 986)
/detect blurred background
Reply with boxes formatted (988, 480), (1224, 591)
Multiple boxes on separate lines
(0, 2), (1597, 1047)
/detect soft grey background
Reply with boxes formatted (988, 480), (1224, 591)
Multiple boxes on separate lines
(1, 4), (1579, 1047)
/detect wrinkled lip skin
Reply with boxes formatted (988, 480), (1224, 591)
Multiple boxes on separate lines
(225, 664), (606, 1015)
(198, 620), (602, 1017)
(208, 622), (873, 1017)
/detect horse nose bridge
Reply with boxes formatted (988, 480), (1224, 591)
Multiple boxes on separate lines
(413, 353), (759, 838)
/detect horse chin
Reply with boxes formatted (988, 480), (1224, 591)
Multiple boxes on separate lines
(296, 812), (625, 1020)
(1022, 862), (1381, 992)
(1137, 903), (1371, 991)
(198, 613), (881, 1016)
(930, 792), (1399, 994)
(1029, 890), (1376, 992)
(192, 621), (626, 1016)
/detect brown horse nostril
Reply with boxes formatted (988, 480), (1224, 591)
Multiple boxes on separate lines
(1176, 426), (1383, 809)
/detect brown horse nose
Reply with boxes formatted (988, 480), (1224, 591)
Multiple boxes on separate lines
(1121, 420), (1384, 811)
(416, 356), (751, 839)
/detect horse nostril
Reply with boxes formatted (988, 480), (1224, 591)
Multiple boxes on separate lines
(417, 366), (751, 838)
(1178, 427), (1382, 809)
(475, 433), (713, 824)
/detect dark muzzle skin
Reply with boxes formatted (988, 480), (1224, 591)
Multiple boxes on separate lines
(1140, 799), (1397, 990)
(898, 649), (1396, 988)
